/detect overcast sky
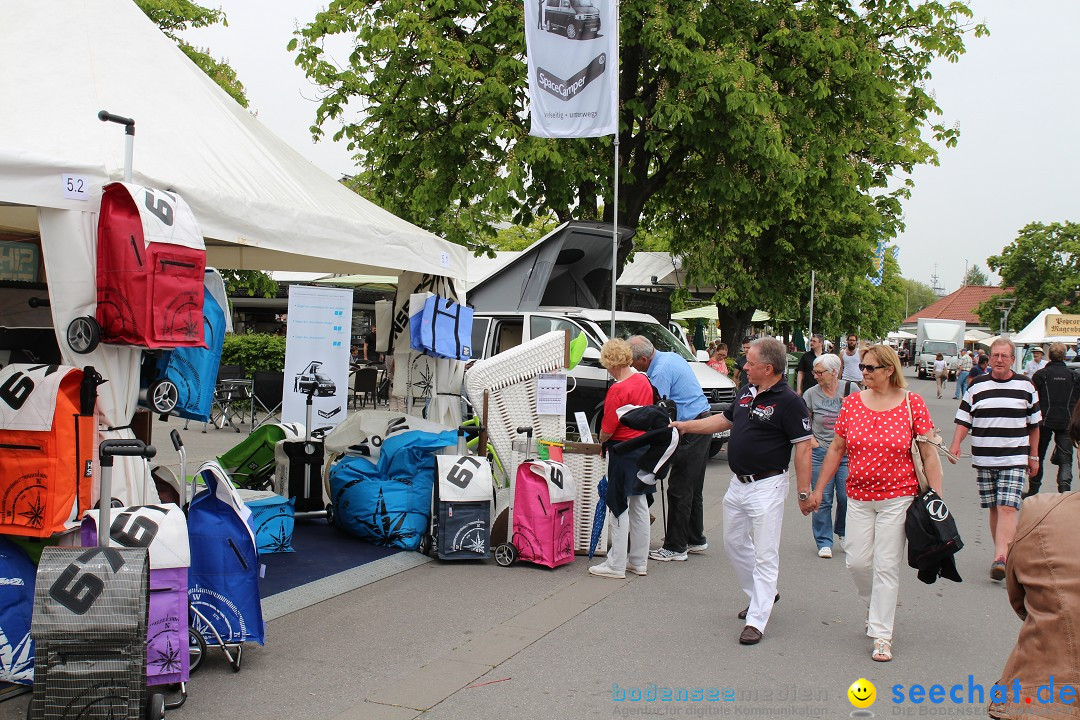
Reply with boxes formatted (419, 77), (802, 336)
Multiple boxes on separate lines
(185, 0), (1080, 294)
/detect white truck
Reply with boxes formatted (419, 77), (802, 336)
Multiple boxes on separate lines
(915, 318), (966, 380)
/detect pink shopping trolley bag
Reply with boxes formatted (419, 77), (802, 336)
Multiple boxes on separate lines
(512, 460), (576, 568)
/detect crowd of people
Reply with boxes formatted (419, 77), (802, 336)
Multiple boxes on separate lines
(588, 328), (1080, 680)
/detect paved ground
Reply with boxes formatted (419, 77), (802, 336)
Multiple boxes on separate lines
(3, 369), (1027, 718)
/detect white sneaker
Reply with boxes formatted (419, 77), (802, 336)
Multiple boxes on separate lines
(588, 563), (625, 579)
(687, 543), (708, 554)
(649, 547), (688, 562)
(818, 547), (833, 558)
(839, 537), (847, 552)
(627, 564), (648, 576)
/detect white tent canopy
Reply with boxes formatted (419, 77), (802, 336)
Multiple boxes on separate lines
(0, 0), (468, 281)
(964, 328), (991, 343)
(887, 330), (916, 340)
(672, 306), (770, 323)
(1011, 307), (1080, 345)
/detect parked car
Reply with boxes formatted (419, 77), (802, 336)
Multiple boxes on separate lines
(471, 308), (736, 455)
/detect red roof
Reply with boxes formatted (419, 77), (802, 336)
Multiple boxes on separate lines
(904, 286), (1013, 325)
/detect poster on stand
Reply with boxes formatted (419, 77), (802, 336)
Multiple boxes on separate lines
(282, 285), (352, 430)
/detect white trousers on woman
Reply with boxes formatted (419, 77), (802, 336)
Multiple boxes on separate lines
(605, 495), (651, 572)
(845, 496), (913, 641)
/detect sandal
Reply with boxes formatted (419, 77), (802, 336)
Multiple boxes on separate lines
(872, 638), (893, 662)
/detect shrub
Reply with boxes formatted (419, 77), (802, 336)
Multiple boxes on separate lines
(221, 333), (287, 376)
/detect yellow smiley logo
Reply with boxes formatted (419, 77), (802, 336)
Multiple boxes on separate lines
(848, 678), (876, 709)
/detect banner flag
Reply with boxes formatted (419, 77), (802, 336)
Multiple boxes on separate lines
(524, 0), (617, 138)
(867, 240), (888, 287)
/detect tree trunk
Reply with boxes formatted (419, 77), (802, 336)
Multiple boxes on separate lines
(718, 304), (755, 353)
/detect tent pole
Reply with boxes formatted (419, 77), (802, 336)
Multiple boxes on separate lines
(610, 0), (621, 339)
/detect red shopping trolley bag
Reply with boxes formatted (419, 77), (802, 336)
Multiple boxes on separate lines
(0, 364), (98, 537)
(95, 182), (207, 349)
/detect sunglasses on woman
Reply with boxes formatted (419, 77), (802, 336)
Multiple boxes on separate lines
(859, 363), (887, 373)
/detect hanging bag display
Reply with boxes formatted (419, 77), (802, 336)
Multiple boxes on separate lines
(419, 295), (473, 360)
(0, 364), (99, 538)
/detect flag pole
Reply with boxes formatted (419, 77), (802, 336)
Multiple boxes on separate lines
(609, 0), (621, 338)
(808, 270), (815, 337)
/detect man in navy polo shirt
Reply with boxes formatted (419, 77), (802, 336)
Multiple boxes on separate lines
(629, 335), (711, 563)
(673, 338), (814, 646)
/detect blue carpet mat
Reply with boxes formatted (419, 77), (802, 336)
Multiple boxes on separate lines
(258, 519), (400, 598)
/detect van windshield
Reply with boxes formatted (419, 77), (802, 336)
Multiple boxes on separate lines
(612, 321), (696, 361)
(922, 341), (958, 355)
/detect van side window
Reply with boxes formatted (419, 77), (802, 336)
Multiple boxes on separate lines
(471, 317), (490, 358)
(493, 319), (524, 355)
(529, 317), (599, 350)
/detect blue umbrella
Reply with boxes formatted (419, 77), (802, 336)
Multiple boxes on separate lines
(588, 476), (608, 559)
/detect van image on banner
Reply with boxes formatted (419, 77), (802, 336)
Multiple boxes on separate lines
(537, 0), (601, 40)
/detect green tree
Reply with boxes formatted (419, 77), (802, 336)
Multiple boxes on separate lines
(975, 222), (1080, 331)
(963, 264), (989, 286)
(220, 270), (279, 299)
(136, 0), (249, 108)
(902, 278), (939, 317)
(290, 0), (985, 347)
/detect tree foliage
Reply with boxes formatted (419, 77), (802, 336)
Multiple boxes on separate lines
(136, 0), (249, 108)
(219, 269), (279, 299)
(975, 222), (1080, 331)
(290, 0), (985, 347)
(902, 278), (939, 317)
(963, 264), (989, 286)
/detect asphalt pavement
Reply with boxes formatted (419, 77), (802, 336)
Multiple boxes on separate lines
(1, 368), (1025, 719)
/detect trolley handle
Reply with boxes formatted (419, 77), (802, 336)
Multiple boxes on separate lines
(100, 439), (156, 466)
(515, 426), (533, 437)
(170, 429), (183, 451)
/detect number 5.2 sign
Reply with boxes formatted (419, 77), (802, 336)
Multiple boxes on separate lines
(62, 173), (90, 201)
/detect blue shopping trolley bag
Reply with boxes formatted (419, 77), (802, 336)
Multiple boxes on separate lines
(187, 462), (265, 645)
(0, 537), (35, 685)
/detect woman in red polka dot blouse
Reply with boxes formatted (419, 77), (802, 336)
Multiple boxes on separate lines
(811, 344), (944, 663)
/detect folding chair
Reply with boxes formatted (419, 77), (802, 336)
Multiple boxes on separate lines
(351, 367), (378, 409)
(205, 364), (251, 433)
(251, 371), (284, 430)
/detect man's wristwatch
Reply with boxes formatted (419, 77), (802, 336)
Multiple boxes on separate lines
(798, 491), (811, 501)
(1028, 456), (1039, 461)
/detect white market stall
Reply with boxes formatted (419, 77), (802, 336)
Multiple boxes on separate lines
(0, 0), (469, 503)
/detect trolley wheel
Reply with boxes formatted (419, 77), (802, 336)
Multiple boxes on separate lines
(66, 316), (100, 354)
(494, 542), (517, 567)
(325, 503), (335, 526)
(188, 625), (206, 673)
(418, 532), (431, 557)
(146, 693), (165, 720)
(230, 644), (243, 673)
(147, 378), (179, 414)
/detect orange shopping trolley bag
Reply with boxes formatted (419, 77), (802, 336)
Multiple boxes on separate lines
(0, 364), (99, 537)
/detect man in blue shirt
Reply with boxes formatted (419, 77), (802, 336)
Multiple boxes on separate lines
(629, 335), (711, 563)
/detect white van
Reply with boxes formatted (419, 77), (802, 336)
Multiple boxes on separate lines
(471, 307), (736, 455)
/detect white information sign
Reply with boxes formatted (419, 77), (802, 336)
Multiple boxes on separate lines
(61, 173), (90, 201)
(282, 285), (353, 430)
(575, 411), (594, 443)
(536, 372), (568, 416)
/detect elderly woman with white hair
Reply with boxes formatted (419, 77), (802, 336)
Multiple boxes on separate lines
(801, 353), (857, 559)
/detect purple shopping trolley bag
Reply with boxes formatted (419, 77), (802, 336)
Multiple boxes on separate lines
(82, 503), (191, 686)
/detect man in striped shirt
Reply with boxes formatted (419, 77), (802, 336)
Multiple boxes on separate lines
(950, 338), (1041, 581)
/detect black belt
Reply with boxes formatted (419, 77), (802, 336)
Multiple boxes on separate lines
(735, 470), (784, 484)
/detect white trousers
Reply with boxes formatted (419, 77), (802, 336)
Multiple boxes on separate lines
(845, 496), (912, 641)
(605, 495), (651, 572)
(722, 473), (788, 631)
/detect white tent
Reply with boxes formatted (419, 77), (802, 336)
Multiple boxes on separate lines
(0, 0), (468, 503)
(1011, 307), (1080, 345)
(0, 0), (468, 280)
(887, 330), (916, 340)
(672, 306), (771, 323)
(964, 328), (992, 343)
